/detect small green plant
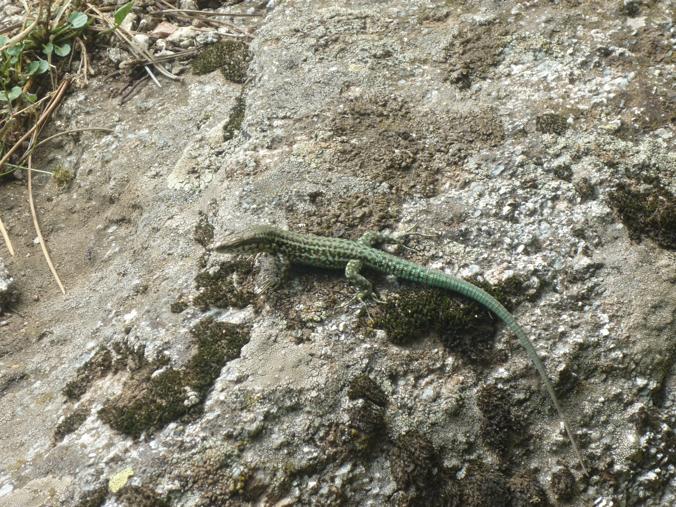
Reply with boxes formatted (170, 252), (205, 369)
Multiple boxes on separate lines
(0, 10), (89, 111)
(52, 165), (74, 187)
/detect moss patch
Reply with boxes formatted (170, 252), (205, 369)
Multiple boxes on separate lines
(223, 94), (246, 141)
(389, 430), (461, 505)
(54, 407), (89, 442)
(342, 399), (387, 457)
(443, 22), (510, 89)
(179, 445), (257, 506)
(192, 39), (250, 83)
(193, 211), (214, 248)
(98, 318), (250, 438)
(74, 484), (108, 507)
(63, 346), (114, 401)
(477, 383), (526, 457)
(52, 166), (74, 188)
(347, 374), (388, 407)
(461, 463), (510, 507)
(194, 258), (257, 309)
(115, 485), (170, 507)
(368, 276), (526, 365)
(536, 113), (568, 135)
(607, 181), (675, 250)
(508, 471), (549, 506)
(550, 466), (576, 501)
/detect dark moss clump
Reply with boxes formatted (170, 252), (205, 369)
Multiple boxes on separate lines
(188, 318), (250, 391)
(389, 430), (461, 506)
(115, 485), (170, 507)
(99, 318), (250, 438)
(74, 484), (108, 507)
(508, 471), (550, 507)
(342, 399), (387, 456)
(536, 113), (568, 135)
(607, 182), (675, 250)
(550, 466), (576, 501)
(180, 446), (258, 506)
(192, 39), (250, 83)
(369, 287), (490, 349)
(223, 94), (246, 141)
(170, 299), (188, 314)
(574, 177), (596, 201)
(347, 374), (388, 407)
(370, 276), (526, 364)
(461, 463), (510, 507)
(63, 346), (113, 401)
(552, 164), (573, 182)
(477, 383), (525, 456)
(193, 211), (214, 247)
(99, 366), (184, 438)
(54, 407), (89, 442)
(194, 258), (257, 309)
(443, 23), (509, 89)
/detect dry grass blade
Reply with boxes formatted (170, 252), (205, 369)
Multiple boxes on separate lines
(0, 87), (67, 173)
(86, 2), (180, 81)
(0, 19), (37, 52)
(22, 80), (71, 294)
(156, 9), (263, 17)
(154, 0), (251, 36)
(0, 216), (15, 256)
(28, 150), (66, 294)
(17, 127), (114, 166)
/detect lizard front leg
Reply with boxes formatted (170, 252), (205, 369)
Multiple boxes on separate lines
(345, 259), (374, 300)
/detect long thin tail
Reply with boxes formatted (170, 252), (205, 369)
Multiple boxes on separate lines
(413, 269), (588, 474)
(503, 312), (588, 475)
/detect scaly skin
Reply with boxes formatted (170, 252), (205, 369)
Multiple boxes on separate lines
(214, 225), (587, 473)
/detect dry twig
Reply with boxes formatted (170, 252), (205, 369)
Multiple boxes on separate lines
(0, 216), (15, 256)
(24, 80), (71, 294)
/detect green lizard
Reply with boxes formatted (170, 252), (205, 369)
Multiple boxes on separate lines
(213, 225), (587, 474)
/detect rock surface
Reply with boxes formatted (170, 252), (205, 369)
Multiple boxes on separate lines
(0, 1), (674, 506)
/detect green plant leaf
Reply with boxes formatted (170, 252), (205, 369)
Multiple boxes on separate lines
(114, 1), (134, 27)
(0, 35), (8, 46)
(54, 43), (71, 57)
(0, 86), (23, 102)
(43, 42), (54, 57)
(69, 12), (88, 29)
(26, 61), (40, 75)
(23, 92), (37, 103)
(37, 59), (49, 73)
(6, 44), (23, 57)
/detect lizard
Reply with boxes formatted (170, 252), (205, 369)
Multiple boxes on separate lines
(213, 224), (587, 474)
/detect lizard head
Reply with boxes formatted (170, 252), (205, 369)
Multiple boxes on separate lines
(212, 225), (281, 254)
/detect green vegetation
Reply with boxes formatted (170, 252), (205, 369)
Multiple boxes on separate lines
(367, 276), (529, 364)
(608, 181), (675, 250)
(191, 39), (251, 83)
(98, 318), (250, 438)
(0, 1), (133, 179)
(194, 258), (257, 309)
(53, 407), (89, 442)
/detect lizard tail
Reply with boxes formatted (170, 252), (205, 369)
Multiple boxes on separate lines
(411, 269), (589, 474)
(506, 316), (589, 476)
